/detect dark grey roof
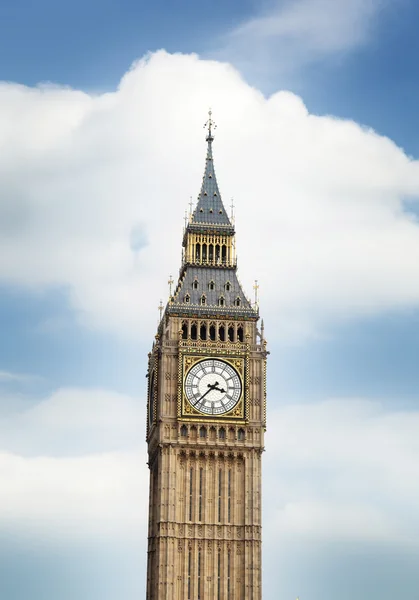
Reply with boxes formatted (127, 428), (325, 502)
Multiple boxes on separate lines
(190, 136), (232, 228)
(168, 266), (257, 318)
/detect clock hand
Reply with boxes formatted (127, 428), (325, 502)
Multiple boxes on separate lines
(193, 382), (219, 406)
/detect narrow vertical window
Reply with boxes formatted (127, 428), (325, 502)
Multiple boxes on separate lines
(228, 469), (231, 523)
(218, 469), (222, 523)
(191, 324), (197, 340)
(217, 549), (221, 600)
(182, 322), (188, 339)
(189, 467), (193, 521)
(197, 549), (201, 599)
(227, 552), (231, 599)
(188, 549), (192, 600)
(199, 467), (203, 521)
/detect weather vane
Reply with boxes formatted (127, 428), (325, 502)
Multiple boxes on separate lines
(204, 108), (217, 140)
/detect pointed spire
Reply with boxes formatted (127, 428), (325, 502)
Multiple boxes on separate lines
(190, 110), (233, 228)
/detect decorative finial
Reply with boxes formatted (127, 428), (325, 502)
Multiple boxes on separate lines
(168, 275), (174, 297)
(204, 108), (216, 142)
(158, 300), (164, 321)
(189, 196), (193, 217)
(253, 279), (259, 306)
(184, 209), (188, 229)
(230, 198), (235, 220)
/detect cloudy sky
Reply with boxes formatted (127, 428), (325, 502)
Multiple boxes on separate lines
(1, 0), (419, 598)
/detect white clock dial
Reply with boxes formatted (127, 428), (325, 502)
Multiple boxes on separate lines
(184, 358), (242, 415)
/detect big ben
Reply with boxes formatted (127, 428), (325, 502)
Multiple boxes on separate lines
(146, 113), (268, 599)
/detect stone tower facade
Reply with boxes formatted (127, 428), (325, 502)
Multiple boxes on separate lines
(146, 115), (267, 599)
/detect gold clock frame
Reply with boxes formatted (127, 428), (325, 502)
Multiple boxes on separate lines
(178, 352), (248, 423)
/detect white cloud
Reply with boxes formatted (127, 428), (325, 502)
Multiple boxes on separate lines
(218, 0), (389, 79)
(0, 51), (419, 342)
(0, 451), (147, 540)
(0, 387), (147, 540)
(265, 400), (419, 547)
(0, 388), (142, 456)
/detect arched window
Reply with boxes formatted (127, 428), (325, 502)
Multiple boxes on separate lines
(195, 243), (200, 262)
(199, 426), (207, 439)
(193, 279), (199, 290)
(201, 295), (206, 306)
(228, 427), (235, 441)
(209, 324), (216, 341)
(222, 245), (227, 263)
(219, 325), (225, 342)
(209, 245), (214, 262)
(200, 323), (207, 340)
(215, 244), (220, 263)
(202, 244), (207, 262)
(210, 426), (216, 441)
(238, 428), (245, 441)
(237, 326), (244, 342)
(235, 297), (241, 307)
(181, 424), (188, 437)
(184, 294), (190, 303)
(225, 282), (231, 292)
(218, 296), (225, 307)
(208, 280), (215, 291)
(182, 322), (188, 339)
(219, 427), (226, 439)
(191, 323), (198, 340)
(228, 326), (234, 342)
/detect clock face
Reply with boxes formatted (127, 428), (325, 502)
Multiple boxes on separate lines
(184, 358), (242, 415)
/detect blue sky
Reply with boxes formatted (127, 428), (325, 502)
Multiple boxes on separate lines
(1, 0), (419, 599)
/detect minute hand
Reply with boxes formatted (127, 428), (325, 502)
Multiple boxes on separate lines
(194, 382), (218, 406)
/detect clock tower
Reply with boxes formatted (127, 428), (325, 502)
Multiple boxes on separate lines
(146, 114), (267, 599)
